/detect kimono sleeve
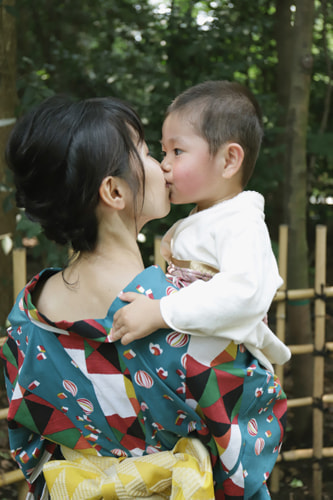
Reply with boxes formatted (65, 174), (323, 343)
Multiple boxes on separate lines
(1, 335), (61, 498)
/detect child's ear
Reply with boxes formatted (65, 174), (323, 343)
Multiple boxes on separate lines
(221, 142), (244, 179)
(99, 176), (127, 210)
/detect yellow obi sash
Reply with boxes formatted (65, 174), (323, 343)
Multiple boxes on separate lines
(43, 437), (214, 499)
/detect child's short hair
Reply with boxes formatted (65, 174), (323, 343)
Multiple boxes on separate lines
(166, 80), (264, 187)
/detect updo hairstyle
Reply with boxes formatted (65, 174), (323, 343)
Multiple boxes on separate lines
(6, 96), (145, 252)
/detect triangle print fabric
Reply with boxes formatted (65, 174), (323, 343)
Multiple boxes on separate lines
(1, 265), (287, 499)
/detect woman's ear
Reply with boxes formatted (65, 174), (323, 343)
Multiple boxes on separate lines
(99, 176), (126, 210)
(221, 142), (244, 179)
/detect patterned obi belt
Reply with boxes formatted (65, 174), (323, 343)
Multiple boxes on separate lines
(166, 257), (219, 288)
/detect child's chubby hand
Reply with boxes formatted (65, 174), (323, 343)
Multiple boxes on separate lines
(112, 292), (168, 345)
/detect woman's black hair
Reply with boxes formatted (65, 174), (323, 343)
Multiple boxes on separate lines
(6, 95), (145, 252)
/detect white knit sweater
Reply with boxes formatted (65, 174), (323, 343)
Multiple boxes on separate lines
(160, 191), (291, 372)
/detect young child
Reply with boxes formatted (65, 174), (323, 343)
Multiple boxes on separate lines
(112, 80), (291, 372)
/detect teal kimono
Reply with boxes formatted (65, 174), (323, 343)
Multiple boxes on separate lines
(1, 265), (287, 499)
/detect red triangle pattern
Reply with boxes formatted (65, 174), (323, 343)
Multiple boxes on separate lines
(86, 350), (122, 375)
(42, 409), (77, 435)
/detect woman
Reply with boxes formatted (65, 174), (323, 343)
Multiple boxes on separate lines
(1, 96), (286, 499)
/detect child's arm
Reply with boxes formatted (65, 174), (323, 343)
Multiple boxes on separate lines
(113, 213), (291, 366)
(112, 292), (168, 345)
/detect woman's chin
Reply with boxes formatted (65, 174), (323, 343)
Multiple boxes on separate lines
(139, 206), (170, 228)
(159, 203), (171, 219)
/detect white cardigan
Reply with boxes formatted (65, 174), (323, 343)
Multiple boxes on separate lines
(160, 191), (291, 372)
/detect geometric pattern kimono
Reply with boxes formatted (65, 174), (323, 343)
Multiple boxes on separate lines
(0, 265), (287, 499)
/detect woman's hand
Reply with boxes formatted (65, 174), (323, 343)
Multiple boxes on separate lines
(112, 293), (168, 345)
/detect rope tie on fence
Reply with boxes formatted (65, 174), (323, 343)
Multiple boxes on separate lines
(312, 397), (325, 412)
(314, 284), (327, 303)
(313, 346), (328, 358)
(312, 457), (325, 466)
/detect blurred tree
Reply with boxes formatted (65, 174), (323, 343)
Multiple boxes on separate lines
(269, 0), (294, 239)
(283, 0), (315, 439)
(0, 0), (17, 328)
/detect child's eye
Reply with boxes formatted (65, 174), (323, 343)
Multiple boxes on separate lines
(161, 151), (166, 158)
(174, 148), (182, 156)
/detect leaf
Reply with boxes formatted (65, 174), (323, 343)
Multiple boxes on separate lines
(16, 214), (42, 238)
(2, 193), (15, 213)
(290, 478), (304, 488)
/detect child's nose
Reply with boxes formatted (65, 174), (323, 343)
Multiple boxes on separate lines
(161, 157), (171, 172)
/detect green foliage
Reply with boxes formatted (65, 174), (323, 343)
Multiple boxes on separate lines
(14, 212), (69, 268)
(290, 478), (304, 489)
(16, 59), (55, 114)
(308, 133), (333, 157)
(3, 0), (332, 267)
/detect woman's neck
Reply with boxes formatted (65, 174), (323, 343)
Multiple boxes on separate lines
(65, 221), (145, 299)
(81, 209), (144, 270)
(35, 217), (145, 323)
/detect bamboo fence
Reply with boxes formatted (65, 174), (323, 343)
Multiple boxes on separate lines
(270, 225), (333, 499)
(0, 225), (332, 497)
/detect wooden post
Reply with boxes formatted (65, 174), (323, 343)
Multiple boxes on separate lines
(270, 225), (288, 493)
(12, 248), (26, 302)
(154, 236), (166, 272)
(0, 407), (8, 420)
(0, 468), (24, 488)
(3, 243), (45, 497)
(275, 225), (288, 381)
(312, 225), (326, 500)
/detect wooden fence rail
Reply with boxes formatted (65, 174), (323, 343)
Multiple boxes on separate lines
(0, 225), (332, 498)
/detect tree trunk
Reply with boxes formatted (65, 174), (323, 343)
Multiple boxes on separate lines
(0, 1), (17, 329)
(284, 0), (315, 440)
(276, 0), (294, 114)
(270, 0), (294, 240)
